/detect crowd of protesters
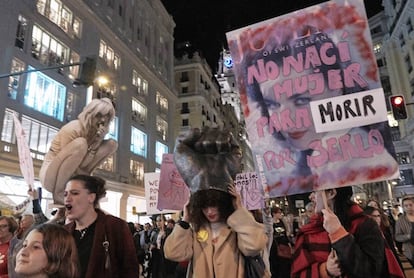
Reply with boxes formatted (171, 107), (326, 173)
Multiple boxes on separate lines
(2, 184), (413, 278)
(0, 124), (411, 278)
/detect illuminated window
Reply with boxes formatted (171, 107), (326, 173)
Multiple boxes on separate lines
(60, 7), (73, 32)
(72, 17), (82, 37)
(97, 154), (114, 172)
(132, 70), (148, 96)
(142, 79), (148, 95)
(69, 51), (80, 79)
(105, 116), (118, 141)
(37, 0), (47, 14)
(37, 0), (82, 38)
(156, 92), (168, 113)
(132, 98), (146, 124)
(21, 115), (58, 155)
(373, 43), (382, 54)
(156, 116), (167, 140)
(8, 58), (25, 99)
(155, 141), (168, 164)
(31, 25), (70, 66)
(1, 109), (16, 143)
(49, 0), (61, 25)
(131, 127), (147, 157)
(24, 66), (66, 121)
(2, 110), (58, 157)
(132, 70), (139, 86)
(130, 159), (144, 183)
(99, 40), (121, 70)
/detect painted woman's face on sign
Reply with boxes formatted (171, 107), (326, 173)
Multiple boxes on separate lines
(260, 68), (343, 151)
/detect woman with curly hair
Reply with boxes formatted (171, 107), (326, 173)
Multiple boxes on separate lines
(164, 127), (268, 278)
(164, 185), (268, 278)
(15, 223), (79, 278)
(64, 175), (139, 278)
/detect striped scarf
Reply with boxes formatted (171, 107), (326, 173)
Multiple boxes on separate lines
(291, 214), (330, 278)
(291, 205), (405, 278)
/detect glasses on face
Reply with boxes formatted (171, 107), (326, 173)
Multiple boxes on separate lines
(0, 224), (9, 230)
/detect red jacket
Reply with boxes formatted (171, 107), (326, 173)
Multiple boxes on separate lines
(66, 209), (139, 278)
(291, 204), (404, 278)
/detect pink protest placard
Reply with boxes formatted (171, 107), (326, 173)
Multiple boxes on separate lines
(226, 0), (399, 197)
(157, 154), (190, 211)
(235, 172), (264, 210)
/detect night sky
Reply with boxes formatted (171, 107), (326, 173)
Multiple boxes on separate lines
(161, 0), (384, 71)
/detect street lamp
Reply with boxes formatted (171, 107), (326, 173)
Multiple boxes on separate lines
(96, 75), (114, 102)
(97, 75), (109, 87)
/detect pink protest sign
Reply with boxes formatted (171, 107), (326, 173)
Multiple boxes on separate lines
(235, 172), (264, 210)
(226, 0), (399, 197)
(157, 154), (190, 211)
(13, 113), (34, 190)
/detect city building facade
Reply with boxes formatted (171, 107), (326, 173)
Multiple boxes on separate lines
(172, 49), (254, 171)
(0, 0), (176, 222)
(355, 1), (414, 205)
(215, 48), (255, 172)
(380, 0), (414, 198)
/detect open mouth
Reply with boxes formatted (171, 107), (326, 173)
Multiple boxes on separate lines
(65, 205), (73, 211)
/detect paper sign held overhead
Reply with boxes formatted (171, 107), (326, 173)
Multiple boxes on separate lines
(226, 0), (399, 197)
(158, 154), (190, 211)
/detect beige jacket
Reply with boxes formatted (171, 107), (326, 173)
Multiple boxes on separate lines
(164, 207), (268, 278)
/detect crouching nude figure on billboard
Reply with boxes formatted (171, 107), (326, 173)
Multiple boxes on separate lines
(39, 98), (118, 205)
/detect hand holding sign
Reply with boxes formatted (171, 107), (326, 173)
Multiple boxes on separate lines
(321, 208), (342, 234)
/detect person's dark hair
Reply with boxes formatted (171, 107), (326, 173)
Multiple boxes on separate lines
(332, 186), (355, 230)
(363, 206), (379, 216)
(127, 222), (136, 235)
(366, 199), (391, 228)
(189, 189), (235, 232)
(250, 209), (264, 223)
(67, 175), (106, 207)
(270, 207), (283, 217)
(366, 199), (381, 209)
